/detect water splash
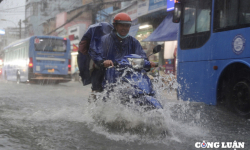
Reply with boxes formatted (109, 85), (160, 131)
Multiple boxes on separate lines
(85, 73), (208, 143)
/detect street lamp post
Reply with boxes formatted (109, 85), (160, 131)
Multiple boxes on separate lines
(1, 19), (21, 39)
(0, 19), (17, 27)
(18, 20), (21, 39)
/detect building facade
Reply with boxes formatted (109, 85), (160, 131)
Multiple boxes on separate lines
(37, 0), (176, 76)
(40, 0), (124, 75)
(24, 0), (83, 37)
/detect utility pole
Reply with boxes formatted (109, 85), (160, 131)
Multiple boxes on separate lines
(18, 20), (21, 39)
(92, 0), (104, 23)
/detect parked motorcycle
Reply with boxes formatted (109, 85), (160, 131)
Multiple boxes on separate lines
(101, 45), (163, 110)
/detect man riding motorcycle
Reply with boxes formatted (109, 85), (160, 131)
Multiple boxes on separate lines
(89, 12), (156, 93)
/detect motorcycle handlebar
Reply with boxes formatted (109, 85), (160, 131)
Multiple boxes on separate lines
(108, 62), (158, 68)
(113, 62), (118, 67)
(100, 61), (117, 68)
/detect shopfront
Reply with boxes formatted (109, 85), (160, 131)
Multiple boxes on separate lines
(107, 0), (179, 74)
(136, 0), (169, 64)
(142, 13), (179, 75)
(67, 24), (88, 75)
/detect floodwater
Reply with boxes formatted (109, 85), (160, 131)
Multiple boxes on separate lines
(0, 76), (249, 150)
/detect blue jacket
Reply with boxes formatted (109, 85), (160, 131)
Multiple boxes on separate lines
(77, 22), (113, 85)
(89, 30), (151, 69)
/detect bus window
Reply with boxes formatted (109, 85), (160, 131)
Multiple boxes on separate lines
(34, 38), (67, 52)
(214, 0), (238, 30)
(214, 0), (250, 32)
(16, 50), (18, 60)
(183, 1), (210, 35)
(196, 9), (210, 32)
(25, 47), (28, 58)
(5, 52), (7, 63)
(239, 0), (250, 25)
(21, 48), (24, 59)
(180, 0), (212, 49)
(183, 6), (196, 35)
(18, 49), (20, 60)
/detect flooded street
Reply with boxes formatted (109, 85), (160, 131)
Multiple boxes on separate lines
(0, 80), (249, 150)
(1, 0), (250, 149)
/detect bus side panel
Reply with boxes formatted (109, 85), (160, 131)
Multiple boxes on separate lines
(8, 63), (15, 81)
(178, 28), (250, 64)
(211, 27), (250, 60)
(178, 58), (250, 105)
(22, 41), (30, 82)
(29, 38), (35, 77)
(178, 61), (216, 105)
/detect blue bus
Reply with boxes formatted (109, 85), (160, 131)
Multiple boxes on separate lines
(3, 36), (71, 84)
(173, 0), (250, 118)
(0, 58), (2, 77)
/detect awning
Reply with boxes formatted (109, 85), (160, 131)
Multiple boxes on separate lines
(143, 14), (179, 42)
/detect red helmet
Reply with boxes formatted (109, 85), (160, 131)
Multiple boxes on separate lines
(113, 13), (132, 24)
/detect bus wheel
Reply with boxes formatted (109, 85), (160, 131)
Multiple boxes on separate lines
(228, 69), (250, 119)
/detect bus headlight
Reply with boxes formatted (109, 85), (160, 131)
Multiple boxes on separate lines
(127, 58), (145, 69)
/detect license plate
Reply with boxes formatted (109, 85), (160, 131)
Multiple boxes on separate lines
(48, 69), (54, 73)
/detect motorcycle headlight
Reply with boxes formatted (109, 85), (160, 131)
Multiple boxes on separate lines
(127, 58), (145, 69)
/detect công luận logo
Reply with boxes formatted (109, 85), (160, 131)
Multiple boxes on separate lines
(195, 140), (244, 149)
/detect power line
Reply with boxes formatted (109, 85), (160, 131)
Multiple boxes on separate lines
(0, 14), (25, 16)
(47, 0), (133, 35)
(1, 10), (24, 12)
(0, 5), (26, 11)
(0, 0), (80, 14)
(58, 0), (68, 9)
(46, 3), (91, 35)
(1, 9), (25, 12)
(67, 1), (79, 10)
(39, 0), (82, 18)
(0, 2), (82, 18)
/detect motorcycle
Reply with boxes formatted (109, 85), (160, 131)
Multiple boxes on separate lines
(101, 45), (163, 110)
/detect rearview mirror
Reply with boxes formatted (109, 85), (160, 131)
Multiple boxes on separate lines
(153, 45), (162, 54)
(172, 3), (182, 23)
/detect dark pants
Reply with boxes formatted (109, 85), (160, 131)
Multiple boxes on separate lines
(77, 52), (91, 85)
(91, 68), (104, 92)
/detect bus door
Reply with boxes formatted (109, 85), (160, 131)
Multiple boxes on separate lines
(32, 37), (70, 76)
